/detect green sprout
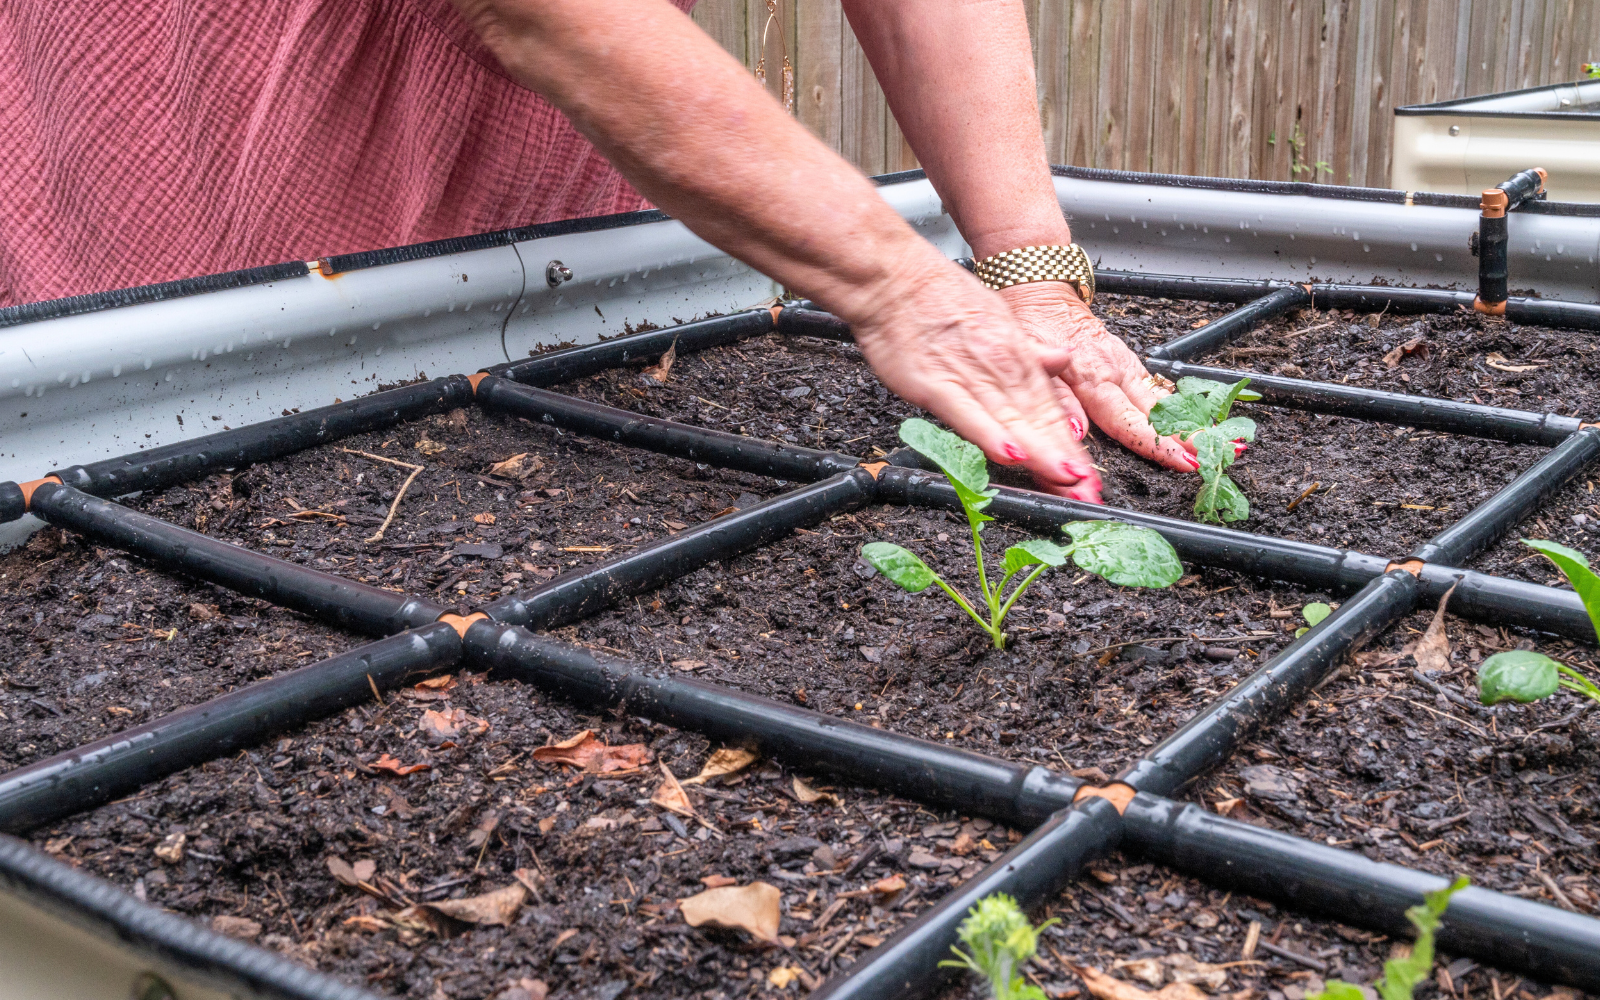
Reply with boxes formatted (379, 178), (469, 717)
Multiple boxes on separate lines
(1309, 877), (1469, 1000)
(1477, 540), (1600, 707)
(1295, 602), (1332, 638)
(860, 419), (1182, 650)
(1583, 62), (1599, 79)
(939, 893), (1058, 1000)
(1148, 377), (1261, 524)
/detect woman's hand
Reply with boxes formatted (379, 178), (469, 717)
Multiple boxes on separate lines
(998, 282), (1199, 474)
(842, 261), (1104, 501)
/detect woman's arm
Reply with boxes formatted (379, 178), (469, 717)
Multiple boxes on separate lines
(840, 0), (1196, 474)
(449, 0), (1101, 498)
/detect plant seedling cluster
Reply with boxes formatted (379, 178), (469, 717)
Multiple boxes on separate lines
(861, 420), (1183, 649)
(1478, 540), (1600, 708)
(1309, 877), (1469, 1000)
(940, 892), (1058, 1000)
(1148, 377), (1261, 524)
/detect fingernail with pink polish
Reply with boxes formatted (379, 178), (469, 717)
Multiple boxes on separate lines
(1234, 443), (1250, 456)
(1068, 418), (1085, 440)
(1002, 441), (1029, 462)
(1067, 486), (1103, 505)
(1062, 460), (1095, 480)
(1183, 454), (1201, 471)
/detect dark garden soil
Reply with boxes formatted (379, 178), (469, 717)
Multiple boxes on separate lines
(1, 293), (1595, 1000)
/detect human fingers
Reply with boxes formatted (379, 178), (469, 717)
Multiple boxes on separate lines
(1071, 376), (1199, 473)
(1052, 379), (1091, 445)
(955, 350), (1100, 501)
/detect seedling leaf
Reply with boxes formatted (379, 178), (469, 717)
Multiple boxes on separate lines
(1303, 602), (1332, 627)
(1522, 538), (1600, 643)
(1003, 539), (1070, 576)
(1312, 984), (1367, 1000)
(1195, 472), (1249, 523)
(1062, 521), (1183, 588)
(1204, 377), (1254, 422)
(938, 893), (1056, 1000)
(1210, 416), (1257, 443)
(1478, 650), (1561, 704)
(1175, 376), (1226, 395)
(899, 418), (995, 510)
(1310, 876), (1468, 1000)
(861, 543), (937, 593)
(1149, 392), (1213, 438)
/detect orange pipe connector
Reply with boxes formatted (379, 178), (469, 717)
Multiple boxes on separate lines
(1073, 782), (1137, 814)
(437, 611), (489, 638)
(18, 476), (61, 511)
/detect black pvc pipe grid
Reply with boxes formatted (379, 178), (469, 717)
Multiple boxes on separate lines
(3, 282), (1600, 999)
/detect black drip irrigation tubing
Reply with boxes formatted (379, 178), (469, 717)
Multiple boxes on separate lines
(5, 277), (1600, 997)
(1147, 285), (1312, 361)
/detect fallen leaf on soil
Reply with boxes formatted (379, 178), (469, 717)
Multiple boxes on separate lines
(701, 874), (738, 888)
(188, 602), (219, 620)
(671, 659), (707, 671)
(949, 832), (976, 856)
(651, 761), (697, 818)
(419, 707), (489, 743)
(679, 882), (781, 943)
(1383, 335), (1430, 368)
(415, 674), (455, 690)
(641, 337), (679, 382)
(488, 452), (545, 479)
(342, 915), (391, 933)
(467, 810), (501, 850)
(210, 915), (262, 941)
(473, 512), (496, 525)
(769, 967), (803, 989)
(420, 882), (527, 927)
(1071, 766), (1111, 783)
(415, 437), (447, 456)
(1163, 954), (1231, 989)
(326, 857), (378, 887)
(1087, 868), (1118, 883)
(1485, 351), (1544, 373)
(500, 978), (550, 1000)
(1213, 797), (1244, 816)
(1114, 958), (1166, 987)
(552, 928), (580, 950)
(792, 776), (840, 806)
(370, 753), (431, 776)
(1402, 582), (1457, 674)
(153, 831), (186, 863)
(531, 730), (650, 773)
(683, 747), (758, 785)
(871, 874), (906, 897)
(1072, 964), (1208, 1000)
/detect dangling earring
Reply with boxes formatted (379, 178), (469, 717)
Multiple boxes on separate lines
(752, 0), (794, 115)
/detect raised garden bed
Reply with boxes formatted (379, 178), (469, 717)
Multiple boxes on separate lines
(2, 286), (1598, 1000)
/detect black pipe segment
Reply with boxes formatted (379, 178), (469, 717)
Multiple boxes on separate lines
(1410, 427), (1600, 566)
(28, 483), (447, 636)
(462, 623), (1083, 827)
(490, 309), (774, 386)
(1308, 284), (1476, 314)
(1148, 286), (1312, 362)
(482, 469), (877, 628)
(1421, 565), (1596, 644)
(0, 837), (385, 1000)
(1123, 795), (1600, 994)
(811, 800), (1123, 1000)
(1479, 211), (1511, 308)
(775, 304), (853, 341)
(44, 376), (474, 505)
(474, 377), (862, 482)
(1095, 271), (1286, 304)
(1116, 570), (1419, 797)
(877, 466), (1392, 595)
(1505, 296), (1600, 333)
(0, 482), (24, 524)
(1144, 358), (1581, 447)
(0, 624), (461, 835)
(1497, 167), (1548, 210)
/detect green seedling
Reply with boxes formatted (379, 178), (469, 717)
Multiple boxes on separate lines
(1148, 376), (1262, 524)
(861, 419), (1182, 650)
(1584, 62), (1599, 79)
(1295, 602), (1332, 638)
(1478, 539), (1600, 707)
(1309, 877), (1469, 1000)
(939, 892), (1058, 1000)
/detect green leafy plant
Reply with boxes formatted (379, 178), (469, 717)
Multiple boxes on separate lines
(1478, 539), (1600, 707)
(1309, 877), (1469, 1000)
(939, 893), (1058, 1000)
(1583, 62), (1599, 79)
(1295, 601), (1332, 638)
(1148, 376), (1261, 524)
(860, 419), (1182, 650)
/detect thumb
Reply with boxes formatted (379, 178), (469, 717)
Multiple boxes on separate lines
(1034, 343), (1072, 378)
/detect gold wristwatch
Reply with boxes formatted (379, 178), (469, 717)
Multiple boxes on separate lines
(972, 243), (1095, 304)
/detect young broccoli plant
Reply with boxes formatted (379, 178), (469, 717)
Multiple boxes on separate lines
(939, 893), (1058, 1000)
(1309, 877), (1469, 1000)
(1148, 376), (1261, 524)
(1295, 602), (1332, 638)
(861, 420), (1183, 650)
(1478, 540), (1600, 708)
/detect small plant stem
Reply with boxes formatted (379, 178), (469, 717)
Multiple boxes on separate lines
(929, 573), (992, 636)
(1557, 665), (1600, 704)
(996, 564), (1051, 626)
(967, 509), (993, 607)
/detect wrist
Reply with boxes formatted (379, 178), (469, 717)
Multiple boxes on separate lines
(964, 217), (1075, 261)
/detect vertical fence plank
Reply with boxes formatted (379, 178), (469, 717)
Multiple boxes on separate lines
(1037, 0), (1071, 164)
(1245, 0), (1277, 179)
(1067, 0), (1103, 166)
(839, 9), (887, 175)
(692, 0), (746, 64)
(795, 0), (842, 155)
(1122, 0), (1157, 173)
(1096, 0), (1130, 168)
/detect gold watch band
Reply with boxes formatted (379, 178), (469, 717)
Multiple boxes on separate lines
(971, 243), (1095, 303)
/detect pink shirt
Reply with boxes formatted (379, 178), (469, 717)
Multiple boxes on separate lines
(0, 0), (694, 306)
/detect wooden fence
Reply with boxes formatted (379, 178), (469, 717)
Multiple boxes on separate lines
(692, 0), (1600, 187)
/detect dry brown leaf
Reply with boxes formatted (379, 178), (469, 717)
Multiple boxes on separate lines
(792, 775), (839, 806)
(768, 967), (803, 989)
(415, 674), (456, 691)
(671, 659), (707, 671)
(1403, 582), (1457, 674)
(531, 730), (650, 773)
(415, 437), (447, 456)
(421, 883), (527, 928)
(487, 452), (544, 479)
(419, 707), (489, 743)
(154, 832), (186, 863)
(683, 747), (758, 785)
(1072, 964), (1209, 1000)
(370, 753), (431, 776)
(679, 882), (781, 943)
(326, 856), (376, 886)
(701, 874), (738, 888)
(1383, 335), (1430, 368)
(1163, 954), (1231, 990)
(651, 761), (697, 818)
(188, 602), (219, 621)
(1114, 958), (1166, 987)
(210, 915), (262, 941)
(870, 874), (906, 897)
(501, 978), (550, 1000)
(641, 337), (679, 382)
(1485, 351), (1544, 373)
(473, 512), (496, 525)
(467, 810), (501, 850)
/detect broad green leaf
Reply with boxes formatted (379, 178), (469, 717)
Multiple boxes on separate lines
(1523, 538), (1600, 644)
(1175, 377), (1227, 395)
(1308, 982), (1368, 1000)
(1303, 602), (1332, 627)
(1374, 877), (1469, 1000)
(899, 418), (990, 497)
(860, 542), (937, 593)
(1195, 472), (1249, 524)
(1236, 387), (1263, 401)
(1148, 392), (1213, 438)
(1062, 521), (1183, 588)
(1003, 539), (1070, 576)
(1204, 378), (1254, 422)
(1210, 416), (1257, 443)
(1193, 428), (1242, 474)
(1478, 650), (1560, 704)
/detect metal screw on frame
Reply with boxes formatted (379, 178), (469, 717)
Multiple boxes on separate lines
(545, 261), (573, 288)
(1449, 124), (1461, 136)
(132, 972), (177, 1000)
